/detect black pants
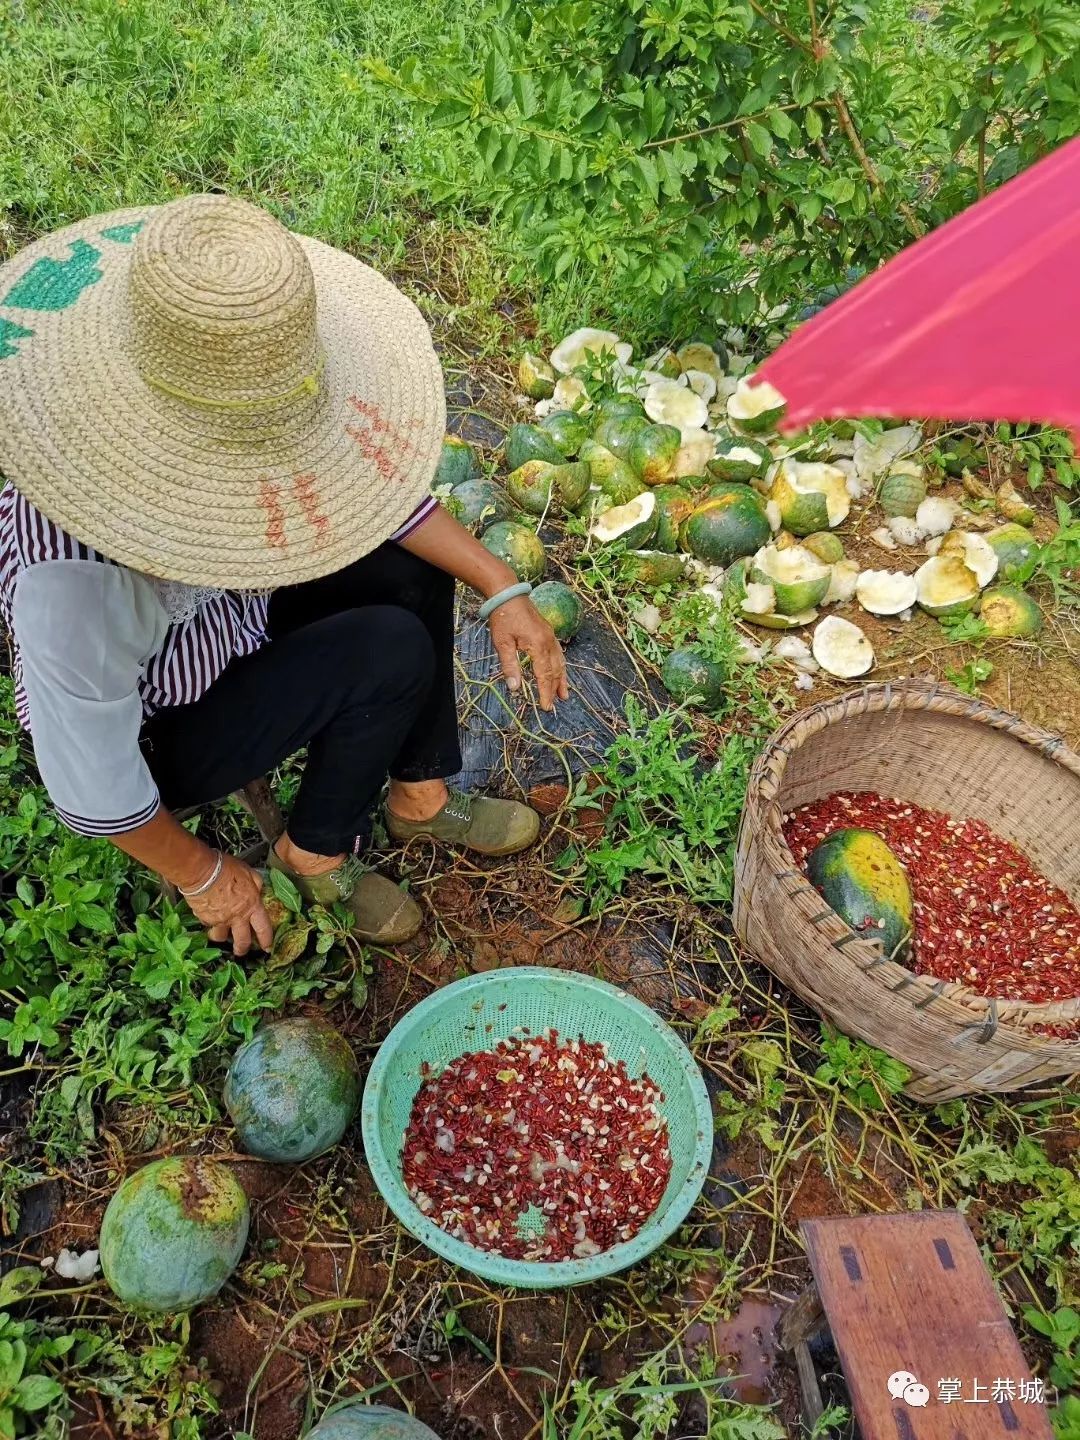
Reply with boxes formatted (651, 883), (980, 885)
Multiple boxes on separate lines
(141, 543), (462, 855)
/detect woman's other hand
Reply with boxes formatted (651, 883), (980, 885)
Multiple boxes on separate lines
(187, 853), (275, 956)
(488, 595), (570, 711)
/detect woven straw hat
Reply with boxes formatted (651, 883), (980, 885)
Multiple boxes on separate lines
(0, 194), (446, 587)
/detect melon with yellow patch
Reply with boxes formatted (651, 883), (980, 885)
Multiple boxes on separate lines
(805, 827), (913, 961)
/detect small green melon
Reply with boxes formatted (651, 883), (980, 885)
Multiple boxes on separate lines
(530, 580), (583, 641)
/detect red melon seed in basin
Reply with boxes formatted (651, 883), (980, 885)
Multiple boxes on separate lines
(401, 1029), (673, 1261)
(783, 790), (1080, 1012)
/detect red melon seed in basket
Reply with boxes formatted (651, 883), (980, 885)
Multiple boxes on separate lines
(783, 791), (1080, 1010)
(401, 1029), (673, 1261)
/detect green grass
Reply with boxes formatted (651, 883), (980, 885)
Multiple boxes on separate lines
(0, 0), (473, 265)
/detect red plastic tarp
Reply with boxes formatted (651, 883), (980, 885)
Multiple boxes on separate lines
(757, 137), (1080, 448)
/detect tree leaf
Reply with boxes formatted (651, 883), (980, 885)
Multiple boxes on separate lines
(745, 121), (772, 157)
(483, 48), (513, 107)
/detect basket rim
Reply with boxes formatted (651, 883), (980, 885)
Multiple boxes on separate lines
(744, 678), (1080, 1036)
(359, 967), (715, 1288)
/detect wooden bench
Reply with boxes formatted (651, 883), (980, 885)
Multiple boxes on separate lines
(780, 1211), (1054, 1439)
(161, 776), (284, 903)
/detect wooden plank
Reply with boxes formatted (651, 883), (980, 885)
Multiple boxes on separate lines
(779, 1285), (826, 1349)
(802, 1211), (1053, 1440)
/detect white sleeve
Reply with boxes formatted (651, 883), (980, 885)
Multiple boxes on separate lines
(13, 560), (169, 836)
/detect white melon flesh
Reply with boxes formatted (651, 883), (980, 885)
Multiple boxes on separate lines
(823, 559), (860, 605)
(644, 378), (708, 430)
(672, 428), (716, 477)
(589, 489), (655, 543)
(812, 616), (875, 677)
(772, 636), (819, 672)
(856, 569), (918, 616)
(551, 376), (591, 413)
(939, 530), (998, 587)
(727, 376), (786, 429)
(550, 328), (633, 374)
(886, 516), (921, 546)
(684, 369), (718, 403)
(742, 582), (777, 616)
(915, 496), (957, 537)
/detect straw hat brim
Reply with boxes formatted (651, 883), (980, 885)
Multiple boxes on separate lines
(0, 206), (446, 587)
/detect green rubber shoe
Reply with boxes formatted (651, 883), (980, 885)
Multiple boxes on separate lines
(267, 850), (422, 944)
(385, 789), (540, 857)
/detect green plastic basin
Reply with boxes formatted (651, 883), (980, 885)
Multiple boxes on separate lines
(361, 967), (713, 1288)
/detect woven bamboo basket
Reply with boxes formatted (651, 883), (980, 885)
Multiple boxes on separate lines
(733, 680), (1080, 1101)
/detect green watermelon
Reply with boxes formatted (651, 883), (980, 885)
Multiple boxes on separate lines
(506, 460), (590, 515)
(578, 440), (642, 506)
(802, 531), (846, 564)
(308, 1403), (442, 1440)
(628, 423), (681, 484)
(224, 1016), (360, 1164)
(100, 1157), (249, 1312)
(592, 413), (649, 460)
(679, 492), (771, 566)
(772, 461), (851, 534)
(517, 353), (556, 400)
(618, 550), (686, 587)
(530, 581), (583, 641)
(481, 521), (546, 582)
(593, 397), (646, 427)
(805, 828), (913, 961)
(446, 479), (512, 531)
(705, 481), (761, 505)
(504, 423), (564, 471)
(661, 649), (726, 709)
(979, 585), (1043, 638)
(652, 484), (695, 553)
(433, 437), (479, 489)
(539, 409), (590, 457)
(879, 467), (927, 519)
(707, 438), (771, 482)
(987, 523), (1039, 581)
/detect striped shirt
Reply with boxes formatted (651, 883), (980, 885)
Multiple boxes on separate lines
(0, 481), (438, 834)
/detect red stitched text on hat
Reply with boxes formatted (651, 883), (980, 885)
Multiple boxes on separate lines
(291, 473), (332, 549)
(344, 396), (424, 484)
(257, 479), (288, 550)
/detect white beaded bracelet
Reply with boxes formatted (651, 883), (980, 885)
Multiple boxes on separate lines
(179, 850), (224, 898)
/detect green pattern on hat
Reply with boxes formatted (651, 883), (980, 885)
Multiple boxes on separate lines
(0, 318), (33, 359)
(3, 239), (103, 312)
(100, 222), (145, 244)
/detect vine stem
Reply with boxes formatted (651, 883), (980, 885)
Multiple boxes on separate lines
(641, 100), (826, 151)
(832, 92), (924, 237)
(747, 0), (811, 51)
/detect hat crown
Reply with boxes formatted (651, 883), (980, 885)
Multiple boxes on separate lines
(128, 195), (321, 411)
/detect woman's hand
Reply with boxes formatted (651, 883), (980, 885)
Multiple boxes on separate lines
(187, 853), (275, 956)
(488, 596), (569, 710)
